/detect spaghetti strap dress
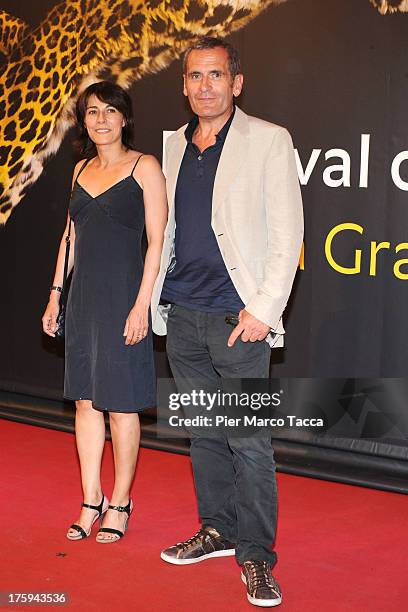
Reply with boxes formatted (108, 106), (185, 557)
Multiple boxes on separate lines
(64, 155), (156, 412)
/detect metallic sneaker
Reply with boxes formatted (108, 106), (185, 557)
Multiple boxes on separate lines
(160, 527), (235, 565)
(241, 560), (282, 607)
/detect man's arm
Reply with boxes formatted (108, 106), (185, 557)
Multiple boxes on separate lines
(228, 127), (303, 346)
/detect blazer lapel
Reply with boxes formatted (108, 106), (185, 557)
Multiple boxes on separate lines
(165, 129), (187, 214)
(212, 106), (249, 217)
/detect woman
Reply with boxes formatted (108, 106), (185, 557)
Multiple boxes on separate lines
(42, 81), (167, 543)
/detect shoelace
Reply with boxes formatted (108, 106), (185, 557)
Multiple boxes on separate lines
(178, 528), (207, 551)
(245, 561), (276, 590)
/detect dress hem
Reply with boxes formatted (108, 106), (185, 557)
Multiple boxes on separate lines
(63, 395), (154, 413)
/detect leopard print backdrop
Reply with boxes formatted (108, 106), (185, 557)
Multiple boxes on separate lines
(0, 0), (284, 223)
(370, 0), (408, 13)
(0, 0), (404, 223)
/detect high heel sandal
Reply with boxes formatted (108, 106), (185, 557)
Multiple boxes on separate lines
(96, 499), (133, 543)
(66, 494), (108, 540)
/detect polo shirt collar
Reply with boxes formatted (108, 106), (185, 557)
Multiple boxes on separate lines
(184, 106), (236, 144)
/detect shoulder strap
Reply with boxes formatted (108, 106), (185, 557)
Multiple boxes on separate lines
(75, 158), (90, 182)
(131, 154), (144, 176)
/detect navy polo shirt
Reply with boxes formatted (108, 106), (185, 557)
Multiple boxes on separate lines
(161, 110), (245, 313)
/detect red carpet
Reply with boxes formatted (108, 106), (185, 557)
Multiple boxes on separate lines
(0, 420), (406, 611)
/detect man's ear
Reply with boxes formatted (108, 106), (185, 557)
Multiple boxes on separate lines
(233, 74), (244, 97)
(183, 74), (188, 97)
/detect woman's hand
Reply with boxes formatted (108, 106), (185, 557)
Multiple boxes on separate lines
(42, 298), (60, 337)
(123, 303), (149, 345)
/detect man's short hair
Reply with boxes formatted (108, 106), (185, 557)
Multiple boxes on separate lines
(183, 36), (242, 79)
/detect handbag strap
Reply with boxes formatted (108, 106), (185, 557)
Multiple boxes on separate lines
(60, 219), (72, 299)
(60, 159), (89, 297)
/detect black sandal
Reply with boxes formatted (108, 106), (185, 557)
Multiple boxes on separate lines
(96, 499), (133, 543)
(66, 494), (108, 540)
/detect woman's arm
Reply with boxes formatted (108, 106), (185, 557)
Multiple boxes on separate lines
(123, 155), (168, 345)
(42, 161), (83, 337)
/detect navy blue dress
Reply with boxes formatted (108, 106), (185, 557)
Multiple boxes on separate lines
(64, 157), (155, 412)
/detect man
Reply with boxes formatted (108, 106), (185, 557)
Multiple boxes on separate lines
(152, 37), (303, 607)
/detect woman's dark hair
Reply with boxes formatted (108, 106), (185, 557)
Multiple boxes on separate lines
(75, 81), (135, 157)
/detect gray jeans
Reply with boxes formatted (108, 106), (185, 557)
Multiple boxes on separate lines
(166, 304), (278, 566)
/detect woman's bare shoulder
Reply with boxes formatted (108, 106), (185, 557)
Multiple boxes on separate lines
(135, 153), (163, 174)
(74, 158), (88, 170)
(72, 158), (89, 179)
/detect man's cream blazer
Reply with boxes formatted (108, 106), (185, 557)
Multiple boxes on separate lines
(151, 106), (304, 347)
